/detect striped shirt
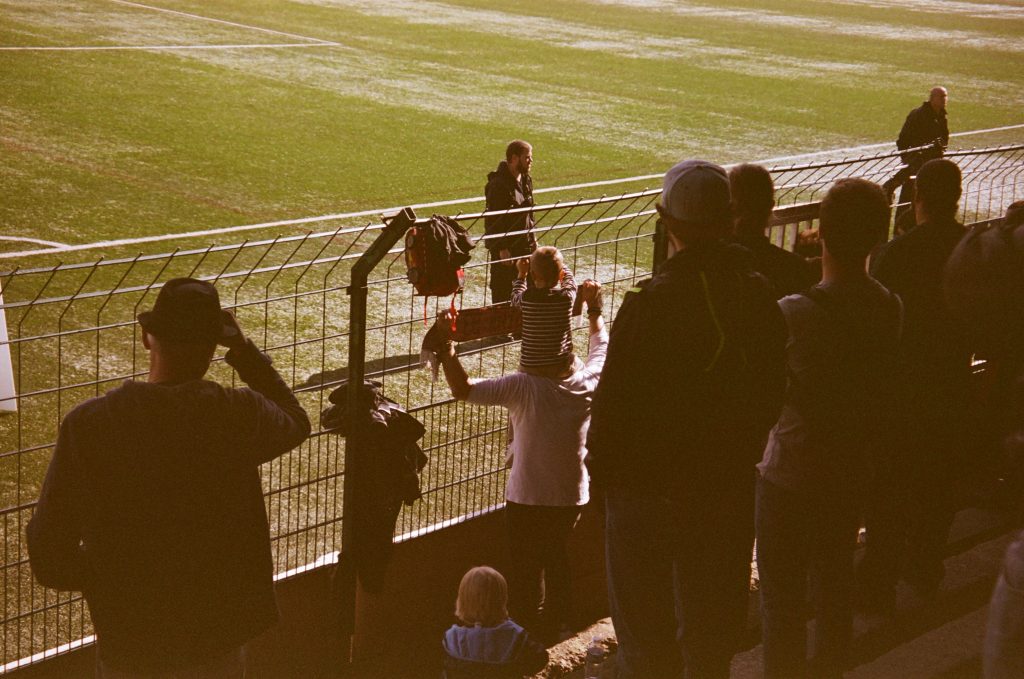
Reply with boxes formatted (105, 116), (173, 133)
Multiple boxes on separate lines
(511, 267), (577, 368)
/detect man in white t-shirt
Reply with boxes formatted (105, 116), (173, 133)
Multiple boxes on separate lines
(438, 281), (605, 641)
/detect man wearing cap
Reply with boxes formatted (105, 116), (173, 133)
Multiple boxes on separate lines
(28, 278), (311, 677)
(587, 160), (787, 678)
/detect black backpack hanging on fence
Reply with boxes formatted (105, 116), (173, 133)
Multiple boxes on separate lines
(405, 215), (475, 297)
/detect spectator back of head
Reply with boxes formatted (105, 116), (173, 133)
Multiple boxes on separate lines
(530, 246), (563, 289)
(944, 201), (1024, 357)
(819, 178), (890, 263)
(915, 158), (962, 219)
(658, 160), (731, 245)
(455, 566), (509, 627)
(729, 163), (775, 225)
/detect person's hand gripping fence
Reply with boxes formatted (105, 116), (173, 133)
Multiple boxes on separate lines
(420, 310), (456, 382)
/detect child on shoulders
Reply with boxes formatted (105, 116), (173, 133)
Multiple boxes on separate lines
(511, 246), (577, 378)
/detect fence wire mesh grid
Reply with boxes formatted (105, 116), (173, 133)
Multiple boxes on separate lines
(0, 143), (1022, 668)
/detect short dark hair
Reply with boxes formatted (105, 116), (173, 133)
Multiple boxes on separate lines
(505, 140), (531, 162)
(729, 163), (774, 222)
(915, 159), (962, 218)
(819, 178), (890, 262)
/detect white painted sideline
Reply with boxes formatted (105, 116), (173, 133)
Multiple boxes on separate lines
(109, 0), (335, 45)
(2, 124), (1021, 260)
(0, 235), (68, 248)
(0, 42), (340, 52)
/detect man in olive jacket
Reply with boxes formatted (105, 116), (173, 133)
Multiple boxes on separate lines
(28, 278), (311, 676)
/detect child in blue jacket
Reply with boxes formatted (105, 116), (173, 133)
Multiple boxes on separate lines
(443, 566), (548, 678)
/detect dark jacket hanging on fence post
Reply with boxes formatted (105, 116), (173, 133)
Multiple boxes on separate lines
(322, 381), (427, 593)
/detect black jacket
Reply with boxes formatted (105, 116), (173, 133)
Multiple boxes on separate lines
(871, 216), (971, 397)
(586, 242), (787, 500)
(27, 341), (311, 673)
(484, 161), (537, 255)
(897, 101), (949, 167)
(735, 232), (818, 299)
(322, 382), (427, 593)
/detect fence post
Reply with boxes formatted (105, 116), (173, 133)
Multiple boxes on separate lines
(336, 207), (417, 666)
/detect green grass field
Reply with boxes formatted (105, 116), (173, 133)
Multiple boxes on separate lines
(1, 0), (1023, 664)
(2, 0), (1023, 254)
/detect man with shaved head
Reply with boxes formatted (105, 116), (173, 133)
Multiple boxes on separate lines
(895, 86), (950, 221)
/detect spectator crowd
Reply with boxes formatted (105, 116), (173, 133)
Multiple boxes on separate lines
(25, 110), (1024, 679)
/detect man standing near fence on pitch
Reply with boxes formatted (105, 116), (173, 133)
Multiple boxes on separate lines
(485, 140), (538, 304)
(895, 86), (950, 223)
(27, 278), (310, 678)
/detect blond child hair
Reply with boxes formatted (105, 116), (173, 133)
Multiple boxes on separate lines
(529, 246), (564, 289)
(455, 566), (509, 627)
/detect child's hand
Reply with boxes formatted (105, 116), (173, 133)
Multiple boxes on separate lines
(516, 258), (530, 277)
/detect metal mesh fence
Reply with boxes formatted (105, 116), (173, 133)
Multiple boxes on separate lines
(0, 143), (1021, 668)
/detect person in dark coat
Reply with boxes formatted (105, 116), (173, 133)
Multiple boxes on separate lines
(587, 160), (787, 679)
(756, 179), (903, 679)
(729, 163), (818, 298)
(485, 140), (538, 304)
(944, 202), (1024, 679)
(27, 278), (311, 677)
(895, 87), (949, 222)
(861, 159), (973, 605)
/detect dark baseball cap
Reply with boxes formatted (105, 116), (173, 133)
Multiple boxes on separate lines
(137, 278), (237, 344)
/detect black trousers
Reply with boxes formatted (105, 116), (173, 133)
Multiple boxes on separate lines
(605, 477), (755, 679)
(488, 244), (534, 304)
(505, 501), (582, 635)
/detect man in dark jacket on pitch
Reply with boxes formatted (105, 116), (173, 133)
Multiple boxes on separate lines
(895, 86), (949, 222)
(28, 278), (311, 677)
(587, 160), (787, 679)
(485, 140), (538, 303)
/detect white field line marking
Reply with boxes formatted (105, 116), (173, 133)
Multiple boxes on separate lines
(109, 0), (335, 45)
(0, 42), (340, 51)
(2, 124), (1021, 260)
(0, 236), (68, 248)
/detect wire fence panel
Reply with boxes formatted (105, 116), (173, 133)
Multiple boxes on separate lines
(0, 143), (1021, 668)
